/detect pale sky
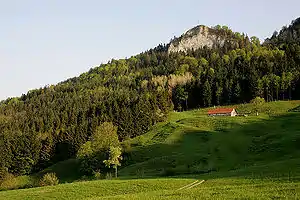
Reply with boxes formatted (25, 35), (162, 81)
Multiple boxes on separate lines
(1, 0), (299, 100)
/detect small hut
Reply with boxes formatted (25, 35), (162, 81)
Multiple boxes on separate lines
(207, 108), (237, 117)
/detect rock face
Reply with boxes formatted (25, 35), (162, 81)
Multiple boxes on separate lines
(168, 25), (226, 53)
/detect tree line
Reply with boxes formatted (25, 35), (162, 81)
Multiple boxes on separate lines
(1, 18), (300, 176)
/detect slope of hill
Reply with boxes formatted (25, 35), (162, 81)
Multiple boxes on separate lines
(265, 17), (300, 45)
(1, 17), (300, 179)
(1, 101), (300, 199)
(119, 100), (300, 177)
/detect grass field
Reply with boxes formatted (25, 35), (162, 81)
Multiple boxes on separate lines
(0, 177), (299, 199)
(120, 101), (300, 178)
(1, 101), (300, 199)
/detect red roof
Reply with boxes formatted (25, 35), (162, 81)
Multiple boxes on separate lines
(207, 108), (235, 115)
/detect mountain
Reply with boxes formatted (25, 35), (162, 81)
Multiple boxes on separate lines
(168, 25), (245, 53)
(265, 17), (300, 45)
(1, 18), (300, 179)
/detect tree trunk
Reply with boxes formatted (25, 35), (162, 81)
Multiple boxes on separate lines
(115, 166), (118, 178)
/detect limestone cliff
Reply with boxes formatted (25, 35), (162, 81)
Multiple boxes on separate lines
(168, 25), (228, 53)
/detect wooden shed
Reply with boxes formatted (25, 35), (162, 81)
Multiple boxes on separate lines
(207, 108), (237, 117)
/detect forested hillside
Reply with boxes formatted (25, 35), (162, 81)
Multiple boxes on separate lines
(1, 18), (300, 177)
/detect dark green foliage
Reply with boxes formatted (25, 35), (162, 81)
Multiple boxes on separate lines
(173, 85), (188, 111)
(203, 80), (212, 107)
(120, 101), (300, 178)
(1, 18), (300, 176)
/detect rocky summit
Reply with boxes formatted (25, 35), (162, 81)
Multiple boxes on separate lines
(168, 25), (226, 53)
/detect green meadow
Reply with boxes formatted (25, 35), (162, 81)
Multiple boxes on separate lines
(1, 101), (300, 199)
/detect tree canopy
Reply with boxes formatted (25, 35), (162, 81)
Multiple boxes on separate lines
(1, 18), (300, 176)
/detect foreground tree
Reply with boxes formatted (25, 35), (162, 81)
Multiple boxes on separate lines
(250, 97), (265, 115)
(103, 146), (122, 178)
(77, 122), (120, 175)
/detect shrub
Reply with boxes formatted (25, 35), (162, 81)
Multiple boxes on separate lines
(93, 170), (101, 180)
(250, 97), (265, 115)
(0, 173), (17, 190)
(250, 97), (265, 105)
(39, 173), (59, 187)
(0, 172), (39, 191)
(0, 167), (9, 183)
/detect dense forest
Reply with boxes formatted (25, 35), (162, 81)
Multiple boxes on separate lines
(1, 18), (300, 176)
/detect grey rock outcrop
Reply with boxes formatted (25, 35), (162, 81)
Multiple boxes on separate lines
(168, 25), (226, 53)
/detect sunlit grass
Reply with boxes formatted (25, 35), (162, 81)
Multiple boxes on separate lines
(1, 101), (300, 199)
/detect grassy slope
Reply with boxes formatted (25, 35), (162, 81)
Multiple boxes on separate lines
(0, 178), (299, 200)
(120, 101), (300, 178)
(0, 159), (82, 190)
(1, 101), (300, 199)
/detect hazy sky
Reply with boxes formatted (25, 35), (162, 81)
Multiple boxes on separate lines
(1, 0), (299, 100)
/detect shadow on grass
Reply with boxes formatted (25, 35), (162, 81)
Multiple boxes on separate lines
(32, 159), (83, 184)
(288, 105), (300, 112)
(24, 107), (300, 184)
(120, 112), (300, 181)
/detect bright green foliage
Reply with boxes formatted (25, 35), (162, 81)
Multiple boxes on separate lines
(77, 122), (120, 175)
(39, 173), (59, 187)
(250, 97), (265, 114)
(1, 101), (300, 198)
(103, 146), (122, 178)
(1, 18), (300, 177)
(250, 96), (266, 105)
(120, 101), (300, 178)
(91, 122), (119, 151)
(76, 142), (93, 158)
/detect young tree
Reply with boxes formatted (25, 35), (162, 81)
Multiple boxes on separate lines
(234, 82), (241, 103)
(215, 82), (223, 105)
(91, 122), (119, 151)
(285, 72), (294, 100)
(280, 72), (288, 100)
(203, 80), (212, 107)
(250, 97), (265, 115)
(103, 146), (122, 178)
(173, 85), (188, 111)
(270, 74), (280, 100)
(262, 75), (271, 102)
(77, 122), (120, 175)
(256, 79), (264, 98)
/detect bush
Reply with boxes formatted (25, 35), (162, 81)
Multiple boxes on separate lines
(250, 97), (265, 105)
(0, 173), (17, 190)
(250, 97), (265, 115)
(39, 173), (59, 187)
(93, 170), (101, 180)
(0, 167), (9, 183)
(0, 172), (39, 191)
